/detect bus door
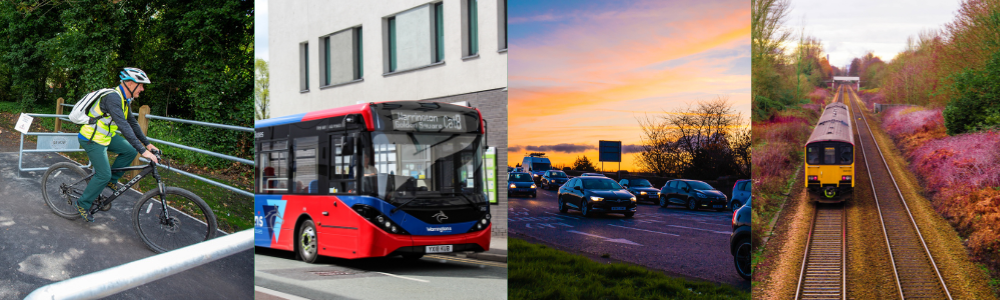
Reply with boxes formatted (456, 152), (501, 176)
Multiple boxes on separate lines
(318, 131), (360, 255)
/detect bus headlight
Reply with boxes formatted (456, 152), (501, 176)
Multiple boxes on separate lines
(352, 204), (410, 235)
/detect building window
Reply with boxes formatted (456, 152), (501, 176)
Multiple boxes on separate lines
(498, 0), (507, 51)
(388, 16), (397, 72)
(320, 26), (364, 87)
(433, 2), (444, 63)
(384, 4), (443, 74)
(466, 0), (479, 56)
(299, 42), (309, 92)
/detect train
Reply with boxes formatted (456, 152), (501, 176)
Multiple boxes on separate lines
(804, 86), (855, 202)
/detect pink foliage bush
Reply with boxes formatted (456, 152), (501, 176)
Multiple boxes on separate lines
(882, 107), (945, 137)
(858, 90), (885, 111)
(807, 88), (830, 105)
(909, 130), (1000, 195)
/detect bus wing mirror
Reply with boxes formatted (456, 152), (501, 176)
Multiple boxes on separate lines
(341, 137), (355, 156)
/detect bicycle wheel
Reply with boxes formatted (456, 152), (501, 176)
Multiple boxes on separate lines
(132, 187), (218, 253)
(41, 162), (89, 219)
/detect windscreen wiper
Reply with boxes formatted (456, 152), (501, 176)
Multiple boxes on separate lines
(443, 191), (481, 210)
(390, 195), (419, 214)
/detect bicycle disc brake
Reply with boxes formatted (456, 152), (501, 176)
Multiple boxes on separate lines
(160, 216), (181, 233)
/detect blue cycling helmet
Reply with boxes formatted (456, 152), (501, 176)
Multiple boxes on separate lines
(119, 67), (151, 84)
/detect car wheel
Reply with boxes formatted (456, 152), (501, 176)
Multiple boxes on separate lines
(531, 193), (536, 198)
(624, 212), (634, 218)
(581, 203), (591, 217)
(659, 196), (668, 208)
(735, 238), (752, 280)
(730, 201), (742, 212)
(558, 196), (568, 213)
(687, 198), (697, 210)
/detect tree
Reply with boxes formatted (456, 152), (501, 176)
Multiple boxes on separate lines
(572, 156), (597, 172)
(255, 58), (270, 120)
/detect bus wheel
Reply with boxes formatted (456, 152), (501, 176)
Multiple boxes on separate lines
(298, 220), (319, 263)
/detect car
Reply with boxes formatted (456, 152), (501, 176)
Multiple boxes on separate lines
(730, 196), (751, 280)
(730, 179), (752, 212)
(619, 178), (659, 204)
(508, 172), (537, 198)
(580, 173), (606, 177)
(541, 170), (570, 190)
(658, 179), (728, 211)
(557, 176), (636, 218)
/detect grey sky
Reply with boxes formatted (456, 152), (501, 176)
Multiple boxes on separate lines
(255, 0), (268, 61)
(787, 0), (962, 68)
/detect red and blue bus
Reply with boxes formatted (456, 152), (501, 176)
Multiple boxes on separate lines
(254, 101), (492, 263)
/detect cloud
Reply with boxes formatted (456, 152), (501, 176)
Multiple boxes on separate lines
(525, 143), (596, 153)
(508, 146), (522, 153)
(622, 144), (644, 154)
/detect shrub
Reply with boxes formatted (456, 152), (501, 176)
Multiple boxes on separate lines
(944, 51), (1000, 135)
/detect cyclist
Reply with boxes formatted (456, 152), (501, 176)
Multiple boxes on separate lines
(76, 67), (160, 222)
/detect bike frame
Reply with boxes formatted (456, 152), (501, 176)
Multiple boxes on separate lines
(71, 161), (169, 218)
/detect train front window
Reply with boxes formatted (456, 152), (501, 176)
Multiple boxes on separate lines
(824, 147), (836, 164)
(363, 132), (484, 206)
(807, 146), (819, 164)
(841, 146), (853, 164)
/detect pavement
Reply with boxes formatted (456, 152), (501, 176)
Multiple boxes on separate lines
(0, 152), (252, 299)
(509, 187), (750, 289)
(254, 245), (507, 300)
(437, 236), (507, 263)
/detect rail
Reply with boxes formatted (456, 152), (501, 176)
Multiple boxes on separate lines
(24, 98), (255, 198)
(23, 229), (253, 300)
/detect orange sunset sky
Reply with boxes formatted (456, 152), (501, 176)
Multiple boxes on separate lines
(508, 0), (751, 171)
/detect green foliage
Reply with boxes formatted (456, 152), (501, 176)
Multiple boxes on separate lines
(944, 51), (1000, 135)
(255, 58), (269, 120)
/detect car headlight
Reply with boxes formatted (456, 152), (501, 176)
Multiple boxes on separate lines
(589, 196), (603, 201)
(534, 174), (539, 177)
(630, 196), (637, 202)
(509, 183), (516, 189)
(640, 191), (647, 195)
(696, 192), (707, 198)
(530, 184), (537, 189)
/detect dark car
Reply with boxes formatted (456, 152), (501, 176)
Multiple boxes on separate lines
(557, 177), (636, 218)
(619, 178), (660, 204)
(541, 170), (570, 190)
(730, 196), (751, 280)
(658, 179), (728, 211)
(580, 173), (605, 177)
(730, 179), (752, 212)
(508, 172), (537, 198)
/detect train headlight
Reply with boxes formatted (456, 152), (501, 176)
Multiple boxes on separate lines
(842, 175), (852, 181)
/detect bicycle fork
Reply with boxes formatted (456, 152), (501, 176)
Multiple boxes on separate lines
(152, 168), (177, 229)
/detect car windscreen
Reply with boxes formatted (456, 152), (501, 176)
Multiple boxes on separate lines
(582, 178), (622, 190)
(532, 162), (551, 171)
(548, 171), (567, 178)
(629, 179), (652, 187)
(688, 181), (715, 191)
(509, 173), (534, 182)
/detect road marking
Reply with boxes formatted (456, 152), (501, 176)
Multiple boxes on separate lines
(426, 254), (508, 268)
(607, 224), (680, 236)
(567, 230), (642, 246)
(665, 224), (729, 234)
(543, 212), (580, 220)
(255, 286), (311, 300)
(376, 272), (430, 283)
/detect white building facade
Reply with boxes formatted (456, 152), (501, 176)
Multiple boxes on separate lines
(269, 0), (509, 237)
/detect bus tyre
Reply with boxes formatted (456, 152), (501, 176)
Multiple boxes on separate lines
(558, 196), (568, 213)
(298, 220), (319, 264)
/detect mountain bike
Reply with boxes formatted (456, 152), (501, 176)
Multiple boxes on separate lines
(41, 150), (217, 253)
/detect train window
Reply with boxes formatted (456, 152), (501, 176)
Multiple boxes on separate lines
(841, 146), (853, 164)
(824, 147), (836, 164)
(807, 146), (819, 164)
(292, 136), (320, 194)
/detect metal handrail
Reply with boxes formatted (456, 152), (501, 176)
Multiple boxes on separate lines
(23, 229), (253, 300)
(145, 113), (254, 132)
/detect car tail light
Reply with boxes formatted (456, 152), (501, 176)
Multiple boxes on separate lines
(732, 209), (738, 225)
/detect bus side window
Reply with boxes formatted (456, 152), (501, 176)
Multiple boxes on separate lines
(330, 135), (358, 194)
(258, 140), (289, 194)
(293, 136), (319, 194)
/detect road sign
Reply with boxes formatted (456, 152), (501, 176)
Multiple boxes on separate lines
(15, 113), (33, 134)
(598, 140), (621, 162)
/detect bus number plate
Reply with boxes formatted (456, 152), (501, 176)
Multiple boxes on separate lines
(426, 245), (453, 253)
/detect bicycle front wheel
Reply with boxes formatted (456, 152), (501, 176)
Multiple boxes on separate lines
(41, 162), (89, 219)
(132, 187), (218, 253)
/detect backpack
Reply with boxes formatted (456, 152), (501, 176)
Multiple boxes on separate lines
(68, 88), (116, 125)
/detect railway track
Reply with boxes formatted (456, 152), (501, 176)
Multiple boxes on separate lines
(848, 88), (951, 299)
(795, 204), (846, 300)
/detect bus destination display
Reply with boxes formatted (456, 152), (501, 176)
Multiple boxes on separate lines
(392, 110), (465, 132)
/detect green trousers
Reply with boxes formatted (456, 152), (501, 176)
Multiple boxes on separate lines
(77, 134), (138, 210)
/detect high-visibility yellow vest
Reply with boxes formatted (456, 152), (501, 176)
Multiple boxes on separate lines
(79, 88), (127, 146)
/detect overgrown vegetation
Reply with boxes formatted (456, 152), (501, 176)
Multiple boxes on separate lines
(509, 238), (750, 299)
(879, 106), (1000, 284)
